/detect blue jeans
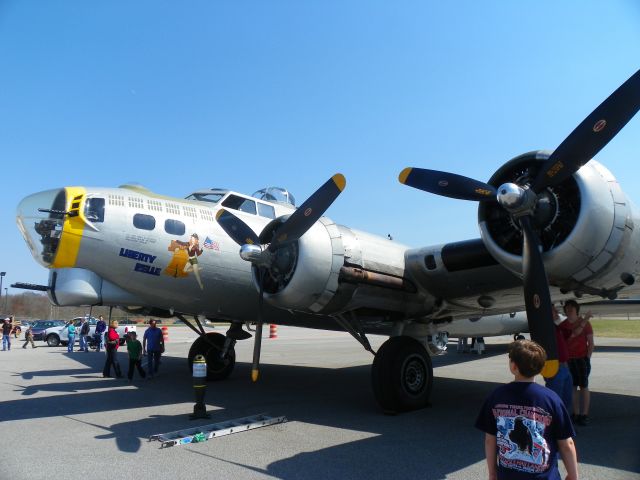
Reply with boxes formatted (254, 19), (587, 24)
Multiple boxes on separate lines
(545, 363), (573, 414)
(147, 350), (161, 376)
(79, 335), (88, 351)
(2, 334), (10, 351)
(67, 334), (75, 352)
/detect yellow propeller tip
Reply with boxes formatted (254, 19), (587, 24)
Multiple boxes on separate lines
(541, 359), (559, 379)
(251, 369), (259, 382)
(332, 173), (346, 191)
(398, 167), (412, 184)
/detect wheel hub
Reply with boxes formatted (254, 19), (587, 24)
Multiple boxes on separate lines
(403, 355), (426, 394)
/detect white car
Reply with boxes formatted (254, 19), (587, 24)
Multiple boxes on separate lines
(43, 317), (136, 347)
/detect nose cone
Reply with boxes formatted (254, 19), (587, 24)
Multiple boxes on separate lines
(16, 189), (66, 267)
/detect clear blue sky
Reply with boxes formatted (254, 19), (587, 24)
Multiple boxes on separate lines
(1, 1), (640, 290)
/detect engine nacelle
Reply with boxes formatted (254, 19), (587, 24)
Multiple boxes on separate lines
(478, 151), (639, 295)
(254, 216), (345, 313)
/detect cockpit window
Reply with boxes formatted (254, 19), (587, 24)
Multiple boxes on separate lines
(257, 203), (275, 219)
(222, 195), (257, 215)
(84, 198), (105, 223)
(185, 192), (225, 203)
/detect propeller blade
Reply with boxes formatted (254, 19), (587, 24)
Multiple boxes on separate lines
(519, 215), (558, 378)
(398, 167), (496, 201)
(216, 209), (260, 247)
(268, 173), (346, 251)
(251, 269), (266, 382)
(532, 69), (640, 192)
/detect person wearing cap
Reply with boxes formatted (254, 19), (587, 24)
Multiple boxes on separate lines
(143, 319), (164, 378)
(102, 320), (122, 378)
(2, 318), (13, 351)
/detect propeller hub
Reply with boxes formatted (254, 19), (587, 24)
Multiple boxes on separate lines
(496, 183), (526, 209)
(240, 244), (267, 264)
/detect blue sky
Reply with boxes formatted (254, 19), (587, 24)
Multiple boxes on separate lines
(1, 1), (640, 289)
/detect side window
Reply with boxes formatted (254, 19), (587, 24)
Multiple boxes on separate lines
(257, 203), (275, 219)
(222, 195), (257, 215)
(165, 219), (186, 236)
(85, 198), (105, 223)
(133, 213), (156, 231)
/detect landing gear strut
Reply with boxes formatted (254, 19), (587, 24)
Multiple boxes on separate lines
(371, 336), (433, 413)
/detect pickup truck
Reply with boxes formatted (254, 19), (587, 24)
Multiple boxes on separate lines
(43, 317), (136, 347)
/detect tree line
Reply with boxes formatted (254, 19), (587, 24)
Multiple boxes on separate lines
(2, 292), (138, 321)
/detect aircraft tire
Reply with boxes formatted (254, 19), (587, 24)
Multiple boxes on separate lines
(371, 336), (433, 413)
(187, 332), (235, 381)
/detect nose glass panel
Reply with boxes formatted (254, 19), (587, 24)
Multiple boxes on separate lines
(16, 189), (66, 267)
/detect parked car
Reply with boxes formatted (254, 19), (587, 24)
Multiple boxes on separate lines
(43, 317), (136, 347)
(30, 320), (67, 341)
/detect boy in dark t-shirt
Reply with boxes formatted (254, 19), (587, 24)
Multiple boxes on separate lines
(475, 340), (578, 480)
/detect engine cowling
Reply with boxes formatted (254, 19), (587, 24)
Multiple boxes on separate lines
(253, 216), (345, 313)
(478, 151), (638, 295)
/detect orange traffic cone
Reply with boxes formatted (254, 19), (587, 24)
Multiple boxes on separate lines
(269, 324), (278, 339)
(161, 326), (169, 342)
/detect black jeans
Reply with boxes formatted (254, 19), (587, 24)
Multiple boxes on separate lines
(127, 358), (146, 380)
(103, 347), (122, 377)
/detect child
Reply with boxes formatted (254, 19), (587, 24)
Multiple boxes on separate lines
(126, 331), (146, 382)
(475, 340), (578, 480)
(22, 326), (36, 349)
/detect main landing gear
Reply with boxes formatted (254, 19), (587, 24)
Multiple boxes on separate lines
(179, 315), (250, 381)
(371, 336), (433, 413)
(187, 332), (236, 381)
(334, 314), (434, 413)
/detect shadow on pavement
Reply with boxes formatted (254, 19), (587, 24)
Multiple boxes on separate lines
(3, 347), (640, 478)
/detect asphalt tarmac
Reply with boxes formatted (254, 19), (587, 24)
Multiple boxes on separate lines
(1, 326), (638, 480)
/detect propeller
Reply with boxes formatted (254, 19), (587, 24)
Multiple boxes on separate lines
(399, 68), (640, 377)
(532, 69), (640, 192)
(398, 168), (496, 202)
(216, 174), (347, 381)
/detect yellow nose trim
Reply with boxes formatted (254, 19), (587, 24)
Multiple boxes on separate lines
(52, 186), (86, 268)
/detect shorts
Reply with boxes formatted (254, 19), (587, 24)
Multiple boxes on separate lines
(568, 357), (590, 388)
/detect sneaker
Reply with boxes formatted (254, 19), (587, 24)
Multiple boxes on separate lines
(578, 415), (590, 426)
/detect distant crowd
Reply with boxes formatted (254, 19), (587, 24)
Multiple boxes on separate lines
(2, 315), (165, 383)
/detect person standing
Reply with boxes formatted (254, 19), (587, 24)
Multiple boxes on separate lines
(94, 315), (107, 352)
(143, 320), (164, 378)
(2, 318), (13, 351)
(79, 317), (90, 352)
(562, 299), (595, 426)
(544, 306), (573, 415)
(10, 316), (20, 338)
(66, 321), (76, 353)
(22, 325), (36, 349)
(102, 320), (122, 378)
(126, 332), (146, 382)
(475, 340), (578, 480)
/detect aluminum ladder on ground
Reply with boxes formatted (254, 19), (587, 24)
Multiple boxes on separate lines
(149, 413), (287, 448)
